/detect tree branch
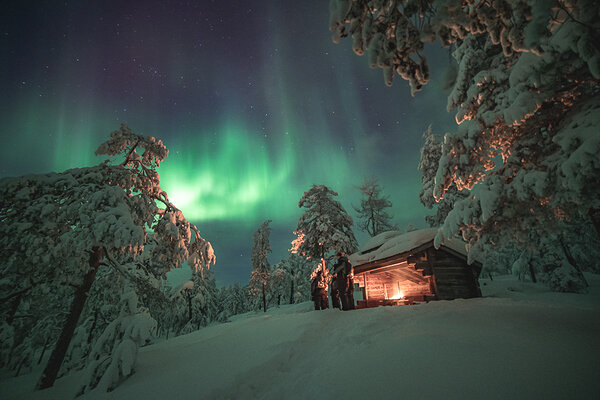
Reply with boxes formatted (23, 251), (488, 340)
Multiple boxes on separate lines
(121, 140), (140, 167)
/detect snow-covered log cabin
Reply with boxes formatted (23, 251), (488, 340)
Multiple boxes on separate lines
(349, 229), (482, 308)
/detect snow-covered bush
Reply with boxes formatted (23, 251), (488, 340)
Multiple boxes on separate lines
(77, 288), (156, 395)
(0, 323), (15, 367)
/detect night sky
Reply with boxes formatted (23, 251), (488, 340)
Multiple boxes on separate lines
(1, 1), (456, 286)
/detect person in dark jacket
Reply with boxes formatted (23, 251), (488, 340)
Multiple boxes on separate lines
(310, 270), (329, 310)
(333, 251), (355, 310)
(330, 274), (341, 310)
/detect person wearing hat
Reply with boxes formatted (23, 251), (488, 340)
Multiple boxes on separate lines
(310, 269), (329, 310)
(333, 251), (355, 310)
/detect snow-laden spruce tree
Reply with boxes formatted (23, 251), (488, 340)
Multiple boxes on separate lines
(354, 177), (398, 236)
(250, 220), (272, 313)
(220, 283), (250, 318)
(292, 185), (358, 273)
(418, 125), (468, 227)
(0, 124), (215, 390)
(272, 253), (315, 305)
(270, 265), (289, 307)
(177, 270), (221, 334)
(330, 1), (599, 291)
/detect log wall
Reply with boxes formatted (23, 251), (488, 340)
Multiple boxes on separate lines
(355, 245), (482, 305)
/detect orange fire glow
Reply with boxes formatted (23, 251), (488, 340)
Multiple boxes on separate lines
(384, 285), (405, 300)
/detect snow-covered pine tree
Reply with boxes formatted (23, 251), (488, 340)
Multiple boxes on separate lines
(270, 264), (289, 307)
(276, 253), (315, 304)
(293, 185), (358, 274)
(481, 244), (518, 280)
(220, 283), (250, 318)
(418, 125), (468, 227)
(330, 1), (599, 291)
(178, 269), (221, 334)
(0, 124), (215, 390)
(354, 177), (398, 236)
(292, 257), (313, 304)
(250, 220), (272, 313)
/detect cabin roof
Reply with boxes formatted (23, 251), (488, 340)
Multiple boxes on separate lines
(349, 228), (478, 267)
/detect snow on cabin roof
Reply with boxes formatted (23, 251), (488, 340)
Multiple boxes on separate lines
(349, 228), (470, 266)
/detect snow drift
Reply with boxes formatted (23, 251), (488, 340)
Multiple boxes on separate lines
(1, 274), (599, 400)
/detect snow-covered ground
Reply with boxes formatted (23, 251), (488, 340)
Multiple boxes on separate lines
(2, 273), (599, 400)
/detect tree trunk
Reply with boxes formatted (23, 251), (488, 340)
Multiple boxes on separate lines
(87, 309), (99, 345)
(589, 208), (600, 237)
(289, 270), (295, 305)
(36, 247), (103, 390)
(7, 291), (23, 325)
(559, 237), (589, 287)
(261, 283), (267, 313)
(187, 291), (193, 321)
(37, 337), (50, 365)
(4, 287), (31, 325)
(528, 260), (537, 283)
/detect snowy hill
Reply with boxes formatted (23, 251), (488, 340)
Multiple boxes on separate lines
(2, 274), (599, 400)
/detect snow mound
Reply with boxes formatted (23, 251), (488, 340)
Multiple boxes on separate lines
(2, 274), (599, 400)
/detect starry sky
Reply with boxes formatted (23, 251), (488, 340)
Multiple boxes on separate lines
(1, 0), (456, 287)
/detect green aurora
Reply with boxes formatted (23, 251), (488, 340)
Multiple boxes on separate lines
(1, 0), (456, 285)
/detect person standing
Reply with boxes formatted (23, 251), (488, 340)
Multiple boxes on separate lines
(330, 273), (341, 310)
(310, 269), (329, 310)
(333, 251), (355, 310)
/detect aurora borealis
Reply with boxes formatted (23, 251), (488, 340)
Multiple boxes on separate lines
(1, 0), (456, 286)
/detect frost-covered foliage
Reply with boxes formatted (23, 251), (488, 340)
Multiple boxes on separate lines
(269, 266), (289, 307)
(0, 124), (215, 389)
(354, 177), (398, 236)
(1, 277), (70, 376)
(77, 288), (156, 395)
(284, 254), (319, 304)
(250, 220), (272, 312)
(560, 219), (600, 274)
(510, 235), (588, 293)
(220, 284), (250, 318)
(0, 323), (15, 367)
(293, 185), (358, 265)
(176, 270), (222, 335)
(418, 126), (468, 227)
(481, 245), (518, 278)
(60, 265), (125, 376)
(332, 1), (600, 292)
